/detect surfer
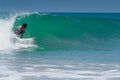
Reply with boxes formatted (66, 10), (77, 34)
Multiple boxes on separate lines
(14, 23), (27, 38)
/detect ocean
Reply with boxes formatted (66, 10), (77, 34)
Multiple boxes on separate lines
(0, 12), (120, 80)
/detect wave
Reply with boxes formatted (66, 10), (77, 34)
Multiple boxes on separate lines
(1, 12), (120, 50)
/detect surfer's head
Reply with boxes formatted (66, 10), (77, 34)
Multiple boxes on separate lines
(22, 23), (27, 29)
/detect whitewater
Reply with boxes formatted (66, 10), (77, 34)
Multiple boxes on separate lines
(0, 12), (120, 80)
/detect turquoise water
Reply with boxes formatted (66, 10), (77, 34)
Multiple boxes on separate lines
(0, 12), (120, 80)
(13, 13), (120, 50)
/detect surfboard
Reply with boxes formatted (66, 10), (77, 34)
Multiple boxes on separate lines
(19, 37), (35, 40)
(13, 37), (35, 44)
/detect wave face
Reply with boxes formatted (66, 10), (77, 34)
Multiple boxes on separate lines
(1, 12), (120, 50)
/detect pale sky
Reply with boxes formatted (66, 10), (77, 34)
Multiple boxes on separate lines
(0, 0), (120, 12)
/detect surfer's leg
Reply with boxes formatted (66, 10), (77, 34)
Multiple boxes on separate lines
(20, 30), (25, 38)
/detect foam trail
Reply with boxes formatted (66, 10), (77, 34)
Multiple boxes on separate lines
(0, 13), (37, 51)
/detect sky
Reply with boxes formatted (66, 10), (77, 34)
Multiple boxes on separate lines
(0, 0), (120, 12)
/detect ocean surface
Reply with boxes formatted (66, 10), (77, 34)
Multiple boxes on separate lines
(0, 12), (120, 80)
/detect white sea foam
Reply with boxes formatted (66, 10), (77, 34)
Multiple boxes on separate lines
(1, 64), (120, 80)
(33, 64), (59, 67)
